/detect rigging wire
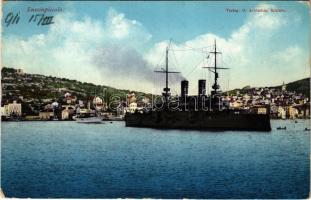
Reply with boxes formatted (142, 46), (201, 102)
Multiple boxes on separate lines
(171, 48), (181, 72)
(154, 47), (166, 70)
(153, 38), (231, 95)
(184, 59), (204, 78)
(170, 38), (214, 51)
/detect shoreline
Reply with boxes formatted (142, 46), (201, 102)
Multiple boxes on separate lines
(1, 119), (125, 122)
(1, 118), (309, 122)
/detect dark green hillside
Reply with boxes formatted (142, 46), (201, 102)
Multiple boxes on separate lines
(1, 67), (152, 106)
(225, 78), (310, 97)
(285, 78), (310, 97)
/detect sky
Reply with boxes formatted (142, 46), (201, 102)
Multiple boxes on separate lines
(2, 1), (310, 95)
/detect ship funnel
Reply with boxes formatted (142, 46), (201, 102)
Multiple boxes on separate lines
(198, 79), (206, 96)
(181, 80), (189, 97)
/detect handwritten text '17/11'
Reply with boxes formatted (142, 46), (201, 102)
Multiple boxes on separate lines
(4, 12), (54, 27)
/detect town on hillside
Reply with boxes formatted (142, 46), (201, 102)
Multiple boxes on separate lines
(1, 67), (310, 121)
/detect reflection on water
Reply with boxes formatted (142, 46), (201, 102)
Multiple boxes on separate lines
(1, 120), (310, 198)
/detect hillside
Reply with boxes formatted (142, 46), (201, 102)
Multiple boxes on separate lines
(2, 67), (309, 116)
(1, 67), (151, 114)
(281, 78), (310, 97)
(226, 78), (310, 97)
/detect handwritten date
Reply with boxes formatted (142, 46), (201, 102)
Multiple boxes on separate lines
(4, 12), (54, 27)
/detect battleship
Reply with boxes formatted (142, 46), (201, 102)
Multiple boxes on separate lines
(124, 40), (271, 131)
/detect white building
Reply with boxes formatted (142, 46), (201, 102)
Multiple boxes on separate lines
(124, 102), (145, 114)
(129, 102), (137, 113)
(278, 107), (286, 119)
(282, 81), (286, 91)
(257, 107), (267, 114)
(230, 101), (242, 108)
(62, 107), (74, 120)
(1, 106), (9, 117)
(3, 101), (22, 117)
(76, 107), (90, 115)
(243, 94), (250, 101)
(288, 106), (299, 119)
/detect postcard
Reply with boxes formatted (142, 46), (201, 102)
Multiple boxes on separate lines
(1, 0), (310, 199)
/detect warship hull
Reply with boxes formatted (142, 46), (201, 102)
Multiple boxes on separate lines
(125, 40), (272, 132)
(125, 111), (271, 131)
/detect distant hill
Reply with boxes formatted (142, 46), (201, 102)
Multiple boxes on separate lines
(226, 78), (310, 97)
(280, 78), (310, 97)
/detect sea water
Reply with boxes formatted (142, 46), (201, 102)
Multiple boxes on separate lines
(1, 120), (309, 198)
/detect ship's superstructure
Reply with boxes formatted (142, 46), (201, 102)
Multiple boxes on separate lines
(124, 40), (271, 131)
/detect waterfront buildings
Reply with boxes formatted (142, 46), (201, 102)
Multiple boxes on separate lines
(1, 101), (22, 117)
(39, 112), (53, 120)
(1, 68), (309, 120)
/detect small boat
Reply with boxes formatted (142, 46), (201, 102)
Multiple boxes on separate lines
(102, 116), (124, 121)
(304, 128), (310, 131)
(277, 126), (286, 130)
(73, 116), (103, 124)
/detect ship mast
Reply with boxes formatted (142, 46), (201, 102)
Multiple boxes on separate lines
(154, 40), (180, 105)
(165, 45), (169, 101)
(203, 39), (229, 95)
